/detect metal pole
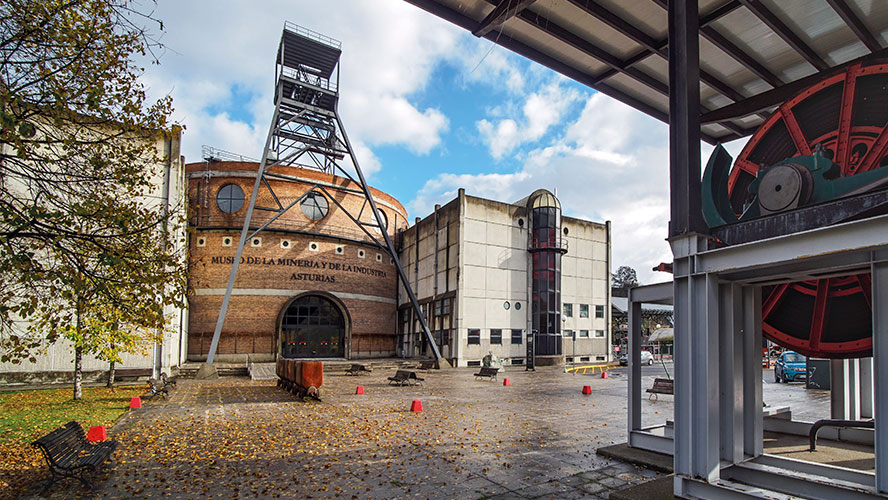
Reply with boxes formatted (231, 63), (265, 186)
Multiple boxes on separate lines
(334, 115), (445, 364)
(205, 106), (281, 366)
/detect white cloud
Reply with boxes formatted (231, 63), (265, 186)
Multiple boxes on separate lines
(141, 0), (459, 172)
(412, 91), (750, 285)
(476, 80), (581, 159)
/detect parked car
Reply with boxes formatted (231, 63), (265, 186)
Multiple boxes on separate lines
(619, 350), (654, 366)
(775, 351), (806, 383)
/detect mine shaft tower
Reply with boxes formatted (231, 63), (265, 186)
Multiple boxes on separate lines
(203, 23), (444, 367)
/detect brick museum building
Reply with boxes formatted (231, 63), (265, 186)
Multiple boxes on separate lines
(187, 161), (612, 367)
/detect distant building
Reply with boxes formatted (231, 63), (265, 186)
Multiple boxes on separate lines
(398, 189), (612, 367)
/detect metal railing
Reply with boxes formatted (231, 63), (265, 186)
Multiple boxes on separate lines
(284, 22), (341, 49)
(529, 235), (569, 252)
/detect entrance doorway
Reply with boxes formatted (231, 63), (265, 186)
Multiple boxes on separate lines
(280, 295), (346, 358)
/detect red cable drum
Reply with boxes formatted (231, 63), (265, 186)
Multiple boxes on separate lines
(727, 59), (888, 359)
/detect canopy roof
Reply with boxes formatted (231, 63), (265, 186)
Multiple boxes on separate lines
(405, 0), (888, 144)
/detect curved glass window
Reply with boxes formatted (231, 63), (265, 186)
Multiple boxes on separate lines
(300, 192), (329, 220)
(375, 209), (388, 231)
(216, 184), (245, 214)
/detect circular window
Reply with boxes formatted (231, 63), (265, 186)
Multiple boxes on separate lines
(375, 209), (388, 231)
(515, 302), (521, 310)
(300, 193), (329, 220)
(358, 249), (365, 258)
(518, 218), (525, 227)
(310, 242), (318, 251)
(563, 227), (569, 235)
(504, 301), (510, 310)
(282, 240), (290, 248)
(217, 184), (245, 214)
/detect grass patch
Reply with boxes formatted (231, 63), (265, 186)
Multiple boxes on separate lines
(0, 385), (144, 499)
(0, 385), (144, 445)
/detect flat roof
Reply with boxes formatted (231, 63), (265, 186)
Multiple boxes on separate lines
(404, 0), (888, 144)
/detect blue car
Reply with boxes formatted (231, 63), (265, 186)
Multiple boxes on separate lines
(775, 351), (806, 383)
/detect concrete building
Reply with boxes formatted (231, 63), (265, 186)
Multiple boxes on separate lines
(398, 188), (611, 367)
(0, 131), (188, 384)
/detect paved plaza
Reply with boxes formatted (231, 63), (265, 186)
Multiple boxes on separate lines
(20, 363), (839, 499)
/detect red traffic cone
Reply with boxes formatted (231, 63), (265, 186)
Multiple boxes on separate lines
(355, 386), (364, 395)
(601, 371), (609, 379)
(503, 378), (511, 386)
(87, 425), (107, 442)
(582, 385), (592, 395)
(410, 400), (423, 412)
(129, 396), (142, 408)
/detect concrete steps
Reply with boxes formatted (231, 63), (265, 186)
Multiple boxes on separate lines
(179, 358), (437, 379)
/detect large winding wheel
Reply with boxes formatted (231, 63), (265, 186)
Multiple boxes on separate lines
(725, 59), (888, 359)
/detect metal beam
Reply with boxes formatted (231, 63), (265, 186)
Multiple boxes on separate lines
(738, 0), (829, 71)
(826, 0), (882, 53)
(668, 0), (707, 237)
(874, 260), (888, 494)
(473, 0), (537, 37)
(701, 46), (888, 123)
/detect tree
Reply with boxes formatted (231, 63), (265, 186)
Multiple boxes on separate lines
(612, 265), (639, 289)
(0, 0), (185, 398)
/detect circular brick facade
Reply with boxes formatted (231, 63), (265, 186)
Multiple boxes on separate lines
(186, 161), (407, 361)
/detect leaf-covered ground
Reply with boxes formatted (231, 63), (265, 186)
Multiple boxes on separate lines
(9, 367), (675, 499)
(0, 385), (144, 500)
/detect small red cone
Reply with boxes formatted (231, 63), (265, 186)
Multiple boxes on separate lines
(582, 385), (592, 395)
(503, 378), (511, 386)
(355, 386), (364, 395)
(87, 425), (106, 442)
(129, 396), (142, 408)
(410, 400), (423, 412)
(601, 371), (609, 379)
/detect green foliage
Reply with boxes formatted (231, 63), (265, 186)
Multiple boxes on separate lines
(0, 0), (185, 365)
(611, 265), (639, 289)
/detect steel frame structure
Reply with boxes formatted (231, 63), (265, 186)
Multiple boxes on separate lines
(668, 3), (888, 497)
(203, 23), (443, 367)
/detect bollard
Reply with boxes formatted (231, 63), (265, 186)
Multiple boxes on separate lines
(355, 386), (364, 395)
(503, 377), (511, 386)
(582, 385), (592, 395)
(87, 425), (106, 442)
(601, 371), (609, 379)
(129, 396), (142, 409)
(410, 400), (423, 412)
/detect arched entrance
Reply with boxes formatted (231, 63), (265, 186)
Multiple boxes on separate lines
(279, 294), (346, 358)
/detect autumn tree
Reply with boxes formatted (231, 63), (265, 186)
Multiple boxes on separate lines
(0, 0), (186, 397)
(612, 265), (639, 291)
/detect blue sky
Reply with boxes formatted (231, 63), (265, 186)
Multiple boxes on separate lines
(142, 0), (748, 284)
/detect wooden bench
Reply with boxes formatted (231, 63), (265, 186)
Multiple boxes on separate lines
(418, 360), (437, 371)
(647, 378), (674, 400)
(160, 372), (177, 388)
(346, 364), (372, 376)
(388, 370), (424, 386)
(474, 367), (499, 381)
(32, 421), (118, 491)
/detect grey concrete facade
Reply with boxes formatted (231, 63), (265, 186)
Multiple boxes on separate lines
(398, 188), (611, 367)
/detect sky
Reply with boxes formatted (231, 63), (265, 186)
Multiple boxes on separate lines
(141, 0), (748, 285)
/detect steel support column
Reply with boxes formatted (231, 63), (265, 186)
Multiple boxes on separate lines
(667, 0), (705, 237)
(719, 283), (744, 463)
(873, 259), (888, 494)
(742, 286), (763, 458)
(627, 298), (643, 436)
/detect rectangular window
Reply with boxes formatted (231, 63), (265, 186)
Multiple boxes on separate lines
(579, 330), (589, 338)
(564, 329), (574, 338)
(563, 303), (573, 317)
(434, 300), (442, 316)
(596, 355), (605, 361)
(467, 360), (481, 367)
(594, 329), (605, 338)
(442, 297), (451, 314)
(580, 356), (590, 362)
(595, 305), (604, 318)
(490, 329), (502, 345)
(468, 329), (480, 345)
(566, 357), (574, 363)
(511, 329), (523, 344)
(511, 358), (524, 365)
(579, 304), (589, 318)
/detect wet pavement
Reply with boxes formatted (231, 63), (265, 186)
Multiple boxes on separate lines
(20, 363), (837, 499)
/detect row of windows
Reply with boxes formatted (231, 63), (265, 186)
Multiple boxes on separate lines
(195, 235), (389, 262)
(563, 303), (605, 318)
(216, 184), (388, 228)
(467, 329), (524, 345)
(566, 356), (607, 363)
(563, 329), (606, 338)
